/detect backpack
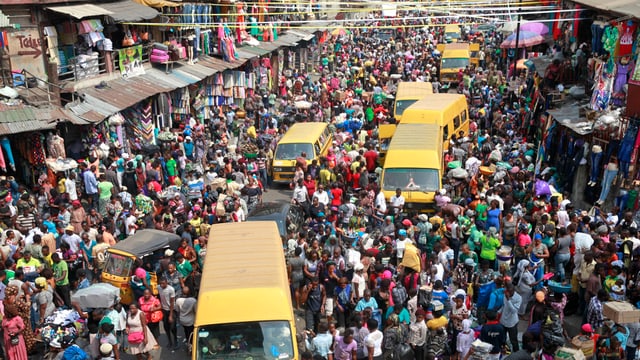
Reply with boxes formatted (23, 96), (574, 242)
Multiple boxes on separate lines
(223, 197), (235, 213)
(392, 282), (408, 307)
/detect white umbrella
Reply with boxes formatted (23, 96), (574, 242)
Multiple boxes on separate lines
(295, 101), (312, 109)
(499, 20), (529, 34)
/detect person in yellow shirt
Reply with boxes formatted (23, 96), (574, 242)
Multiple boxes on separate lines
(16, 250), (42, 281)
(246, 122), (257, 140)
(42, 245), (53, 268)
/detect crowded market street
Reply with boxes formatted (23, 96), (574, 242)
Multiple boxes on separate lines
(1, 0), (640, 359)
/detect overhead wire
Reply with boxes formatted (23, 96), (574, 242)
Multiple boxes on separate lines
(121, 9), (584, 28)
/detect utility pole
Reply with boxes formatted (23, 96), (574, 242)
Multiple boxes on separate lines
(512, 0), (522, 80)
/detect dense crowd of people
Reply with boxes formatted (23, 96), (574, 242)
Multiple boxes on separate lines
(0, 8), (630, 360)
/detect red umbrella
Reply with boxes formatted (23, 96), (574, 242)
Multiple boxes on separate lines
(500, 31), (545, 48)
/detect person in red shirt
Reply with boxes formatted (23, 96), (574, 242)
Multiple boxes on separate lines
(351, 169), (361, 191)
(330, 183), (343, 207)
(303, 174), (316, 197)
(363, 146), (378, 172)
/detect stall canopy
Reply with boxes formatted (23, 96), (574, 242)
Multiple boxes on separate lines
(131, 0), (182, 9)
(46, 0), (158, 22)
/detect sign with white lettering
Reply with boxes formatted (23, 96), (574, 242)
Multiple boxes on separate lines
(7, 29), (47, 81)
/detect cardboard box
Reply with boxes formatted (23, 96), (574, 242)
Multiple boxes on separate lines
(555, 347), (586, 360)
(603, 301), (640, 324)
(571, 335), (594, 357)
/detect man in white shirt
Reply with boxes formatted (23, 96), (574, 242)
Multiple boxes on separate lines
(375, 190), (387, 216)
(389, 188), (405, 216)
(65, 173), (78, 202)
(61, 226), (81, 253)
(363, 319), (384, 360)
(312, 186), (330, 207)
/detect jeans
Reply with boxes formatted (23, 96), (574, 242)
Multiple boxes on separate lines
(56, 284), (71, 308)
(579, 287), (587, 316)
(554, 253), (571, 282)
(505, 324), (520, 352)
(304, 309), (321, 332)
(148, 321), (160, 342)
(162, 309), (178, 346)
(598, 168), (618, 203)
(589, 151), (602, 182)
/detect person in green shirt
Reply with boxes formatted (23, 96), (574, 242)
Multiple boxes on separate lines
(480, 227), (501, 270)
(176, 253), (193, 278)
(52, 252), (71, 307)
(166, 155), (178, 184)
(468, 224), (485, 253)
(475, 196), (489, 227)
(97, 174), (114, 217)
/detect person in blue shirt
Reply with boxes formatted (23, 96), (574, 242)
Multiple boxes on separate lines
(488, 277), (506, 312)
(384, 304), (411, 325)
(183, 136), (195, 160)
(76, 269), (90, 290)
(355, 289), (378, 312)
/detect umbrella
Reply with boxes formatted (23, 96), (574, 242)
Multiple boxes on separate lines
(500, 31), (545, 48)
(295, 100), (312, 109)
(521, 22), (549, 35)
(71, 283), (120, 309)
(499, 21), (523, 34)
(331, 28), (350, 37)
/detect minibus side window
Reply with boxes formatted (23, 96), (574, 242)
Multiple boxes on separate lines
(453, 115), (460, 129)
(443, 125), (449, 141)
(314, 142), (321, 157)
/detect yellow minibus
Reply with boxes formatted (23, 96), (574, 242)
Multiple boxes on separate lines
(381, 124), (443, 212)
(444, 24), (462, 43)
(400, 93), (469, 149)
(193, 221), (298, 360)
(440, 43), (470, 83)
(393, 81), (433, 122)
(272, 123), (332, 183)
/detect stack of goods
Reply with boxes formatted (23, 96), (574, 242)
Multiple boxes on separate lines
(40, 309), (84, 349)
(150, 43), (169, 63)
(470, 339), (494, 360)
(168, 40), (186, 61)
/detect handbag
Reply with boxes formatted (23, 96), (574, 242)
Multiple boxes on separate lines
(10, 334), (19, 345)
(127, 331), (145, 344)
(150, 310), (163, 323)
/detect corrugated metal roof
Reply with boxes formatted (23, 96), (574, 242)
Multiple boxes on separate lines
(239, 46), (271, 57)
(235, 49), (259, 59)
(46, 0), (158, 22)
(98, 0), (158, 22)
(45, 3), (113, 19)
(71, 73), (174, 122)
(571, 0), (640, 20)
(274, 33), (301, 47)
(0, 105), (67, 135)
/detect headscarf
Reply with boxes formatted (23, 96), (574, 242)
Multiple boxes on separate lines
(4, 285), (18, 297)
(462, 319), (472, 333)
(388, 313), (400, 327)
(513, 259), (530, 282)
(3, 303), (18, 318)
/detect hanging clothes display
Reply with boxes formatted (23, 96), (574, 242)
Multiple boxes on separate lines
(123, 100), (156, 145)
(0, 137), (16, 171)
(618, 21), (637, 57)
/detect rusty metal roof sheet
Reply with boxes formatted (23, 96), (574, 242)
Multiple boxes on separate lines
(46, 0), (158, 22)
(0, 105), (67, 135)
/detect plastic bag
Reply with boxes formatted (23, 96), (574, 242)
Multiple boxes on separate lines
(535, 179), (551, 197)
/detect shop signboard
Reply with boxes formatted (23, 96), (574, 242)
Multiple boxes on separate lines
(6, 29), (47, 81)
(117, 45), (145, 79)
